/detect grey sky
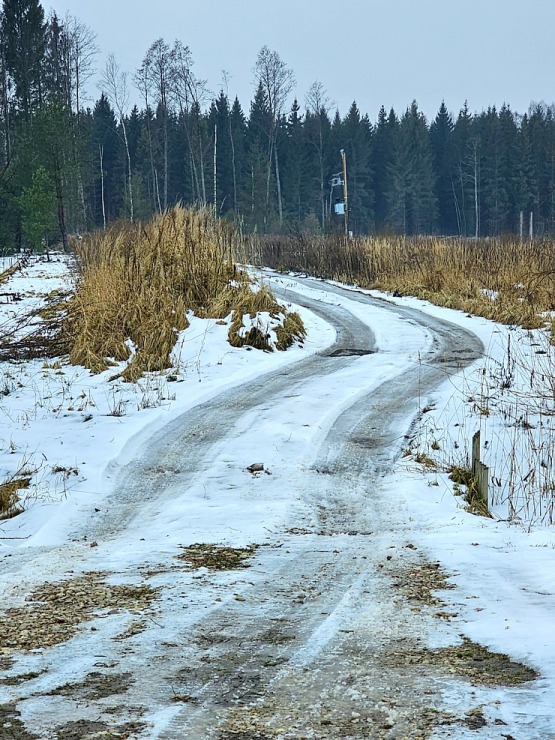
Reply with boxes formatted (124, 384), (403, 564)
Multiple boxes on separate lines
(48, 0), (555, 122)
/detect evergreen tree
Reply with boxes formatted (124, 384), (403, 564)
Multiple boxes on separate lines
(247, 82), (273, 230)
(281, 98), (305, 224)
(386, 101), (437, 234)
(0, 10), (12, 167)
(208, 91), (234, 216)
(370, 106), (397, 231)
(516, 113), (536, 233)
(337, 101), (373, 233)
(2, 0), (47, 120)
(229, 96), (247, 217)
(430, 101), (456, 234)
(43, 12), (71, 108)
(90, 94), (121, 225)
(452, 102), (477, 236)
(479, 106), (514, 235)
(19, 164), (57, 250)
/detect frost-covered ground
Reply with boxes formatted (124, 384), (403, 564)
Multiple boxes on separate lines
(1, 254), (555, 736)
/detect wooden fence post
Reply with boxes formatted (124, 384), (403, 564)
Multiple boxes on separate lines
(471, 430), (489, 511)
(472, 431), (480, 477)
(478, 462), (489, 510)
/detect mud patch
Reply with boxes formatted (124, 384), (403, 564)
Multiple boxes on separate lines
(386, 558), (455, 609)
(0, 671), (44, 686)
(393, 637), (538, 686)
(259, 628), (295, 645)
(0, 703), (39, 740)
(221, 704), (443, 740)
(177, 544), (258, 571)
(54, 718), (145, 739)
(0, 573), (158, 652)
(217, 717), (275, 739)
(48, 671), (133, 700)
(326, 348), (375, 357)
(219, 733), (273, 740)
(113, 620), (148, 641)
(461, 707), (488, 729)
(0, 657), (14, 672)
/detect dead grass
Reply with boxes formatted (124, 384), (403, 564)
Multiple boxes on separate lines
(66, 207), (304, 379)
(398, 637), (539, 686)
(177, 543), (259, 570)
(248, 234), (555, 332)
(0, 476), (30, 520)
(0, 261), (24, 285)
(0, 572), (158, 653)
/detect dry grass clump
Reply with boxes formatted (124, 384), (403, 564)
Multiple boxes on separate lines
(249, 234), (555, 331)
(0, 476), (30, 520)
(66, 207), (304, 380)
(0, 262), (22, 285)
(212, 282), (305, 351)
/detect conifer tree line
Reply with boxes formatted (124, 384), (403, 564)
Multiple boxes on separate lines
(3, 0), (555, 252)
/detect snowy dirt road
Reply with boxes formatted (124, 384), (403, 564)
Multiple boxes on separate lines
(1, 276), (542, 739)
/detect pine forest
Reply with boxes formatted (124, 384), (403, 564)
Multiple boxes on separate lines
(2, 0), (555, 253)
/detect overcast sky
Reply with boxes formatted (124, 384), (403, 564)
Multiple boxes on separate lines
(48, 0), (555, 122)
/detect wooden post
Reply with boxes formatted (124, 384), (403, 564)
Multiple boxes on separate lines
(471, 430), (489, 510)
(519, 211), (523, 242)
(341, 148), (348, 237)
(478, 462), (489, 509)
(472, 430), (480, 477)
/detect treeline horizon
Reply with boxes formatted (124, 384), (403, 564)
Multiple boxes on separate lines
(3, 0), (555, 253)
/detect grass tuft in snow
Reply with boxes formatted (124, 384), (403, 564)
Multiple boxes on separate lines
(0, 474), (29, 519)
(66, 207), (305, 379)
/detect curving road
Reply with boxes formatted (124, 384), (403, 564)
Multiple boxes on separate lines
(0, 276), (506, 740)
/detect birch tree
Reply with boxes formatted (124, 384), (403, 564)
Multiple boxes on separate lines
(62, 14), (97, 116)
(169, 40), (210, 204)
(305, 81), (333, 228)
(136, 38), (172, 210)
(253, 46), (295, 229)
(100, 54), (134, 221)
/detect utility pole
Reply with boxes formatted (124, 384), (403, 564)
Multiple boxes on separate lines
(213, 124), (218, 218)
(341, 148), (349, 236)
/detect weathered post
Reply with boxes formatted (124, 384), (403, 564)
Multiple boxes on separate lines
(472, 431), (480, 477)
(478, 461), (489, 510)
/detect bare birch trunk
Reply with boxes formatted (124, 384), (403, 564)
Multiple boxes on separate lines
(99, 144), (106, 229)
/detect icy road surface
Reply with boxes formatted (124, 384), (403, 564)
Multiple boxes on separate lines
(1, 276), (547, 739)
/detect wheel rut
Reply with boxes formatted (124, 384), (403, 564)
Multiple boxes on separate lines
(1, 277), (511, 740)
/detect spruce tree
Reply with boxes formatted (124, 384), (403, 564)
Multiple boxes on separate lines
(208, 91), (234, 217)
(387, 101), (437, 234)
(370, 106), (397, 232)
(19, 164), (57, 250)
(340, 101), (373, 233)
(91, 94), (122, 225)
(430, 101), (456, 234)
(452, 102), (476, 236)
(281, 98), (305, 225)
(229, 97), (247, 217)
(2, 0), (47, 120)
(247, 82), (273, 230)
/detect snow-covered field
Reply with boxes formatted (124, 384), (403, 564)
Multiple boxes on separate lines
(1, 254), (555, 736)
